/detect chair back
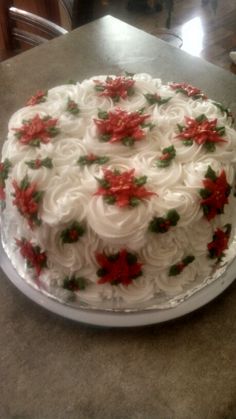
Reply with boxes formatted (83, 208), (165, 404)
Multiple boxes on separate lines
(9, 6), (68, 48)
(59, 0), (94, 30)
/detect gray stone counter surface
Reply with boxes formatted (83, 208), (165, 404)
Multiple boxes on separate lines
(0, 16), (236, 419)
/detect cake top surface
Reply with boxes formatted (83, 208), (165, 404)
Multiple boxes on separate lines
(1, 73), (236, 310)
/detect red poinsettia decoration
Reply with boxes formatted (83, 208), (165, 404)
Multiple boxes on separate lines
(96, 249), (142, 286)
(13, 114), (59, 147)
(169, 82), (207, 99)
(12, 176), (43, 228)
(94, 76), (135, 101)
(207, 225), (231, 260)
(94, 108), (150, 146)
(176, 115), (226, 151)
(26, 90), (47, 106)
(200, 167), (231, 221)
(95, 168), (156, 207)
(15, 238), (47, 277)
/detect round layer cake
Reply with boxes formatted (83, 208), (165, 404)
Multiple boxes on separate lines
(1, 73), (236, 308)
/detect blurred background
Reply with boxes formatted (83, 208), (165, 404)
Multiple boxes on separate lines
(0, 0), (236, 74)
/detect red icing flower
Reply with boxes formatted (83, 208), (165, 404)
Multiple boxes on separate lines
(176, 115), (226, 151)
(95, 168), (156, 207)
(12, 176), (43, 228)
(94, 76), (135, 101)
(94, 108), (150, 146)
(26, 90), (47, 106)
(15, 238), (47, 277)
(96, 249), (142, 286)
(13, 114), (59, 147)
(200, 169), (231, 221)
(169, 82), (207, 99)
(207, 226), (231, 259)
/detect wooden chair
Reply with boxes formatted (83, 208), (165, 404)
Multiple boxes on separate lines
(9, 6), (68, 46)
(0, 3), (67, 59)
(58, 0), (95, 30)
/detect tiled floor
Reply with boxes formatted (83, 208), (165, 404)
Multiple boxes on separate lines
(93, 0), (236, 74)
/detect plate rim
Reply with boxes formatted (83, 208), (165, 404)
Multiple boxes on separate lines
(1, 240), (235, 327)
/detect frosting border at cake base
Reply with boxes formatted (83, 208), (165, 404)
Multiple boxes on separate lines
(1, 234), (236, 327)
(1, 230), (236, 313)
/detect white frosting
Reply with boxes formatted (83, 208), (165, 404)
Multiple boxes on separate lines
(1, 73), (236, 308)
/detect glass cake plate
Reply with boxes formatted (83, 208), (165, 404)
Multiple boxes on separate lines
(1, 236), (236, 327)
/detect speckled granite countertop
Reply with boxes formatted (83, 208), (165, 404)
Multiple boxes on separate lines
(0, 16), (236, 419)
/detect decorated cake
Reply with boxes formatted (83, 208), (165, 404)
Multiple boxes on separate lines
(1, 73), (236, 309)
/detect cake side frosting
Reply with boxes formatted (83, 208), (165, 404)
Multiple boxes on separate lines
(1, 73), (236, 308)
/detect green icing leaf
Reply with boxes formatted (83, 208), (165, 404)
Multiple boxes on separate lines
(126, 252), (138, 265)
(63, 276), (86, 291)
(97, 109), (108, 120)
(166, 209), (180, 226)
(60, 221), (85, 244)
(130, 197), (141, 207)
(134, 176), (147, 186)
(122, 137), (135, 146)
(204, 142), (216, 152)
(205, 166), (217, 181)
(104, 195), (116, 205)
(183, 255), (195, 265)
(20, 175), (30, 190)
(195, 114), (207, 123)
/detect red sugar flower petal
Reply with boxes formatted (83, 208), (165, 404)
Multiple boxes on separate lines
(201, 170), (231, 221)
(12, 177), (42, 228)
(207, 228), (230, 259)
(15, 238), (47, 277)
(169, 82), (207, 99)
(26, 90), (47, 106)
(94, 108), (150, 145)
(95, 168), (156, 208)
(96, 249), (142, 286)
(176, 116), (226, 148)
(94, 76), (135, 101)
(13, 114), (58, 146)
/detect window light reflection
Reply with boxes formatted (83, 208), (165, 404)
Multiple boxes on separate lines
(181, 17), (204, 57)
